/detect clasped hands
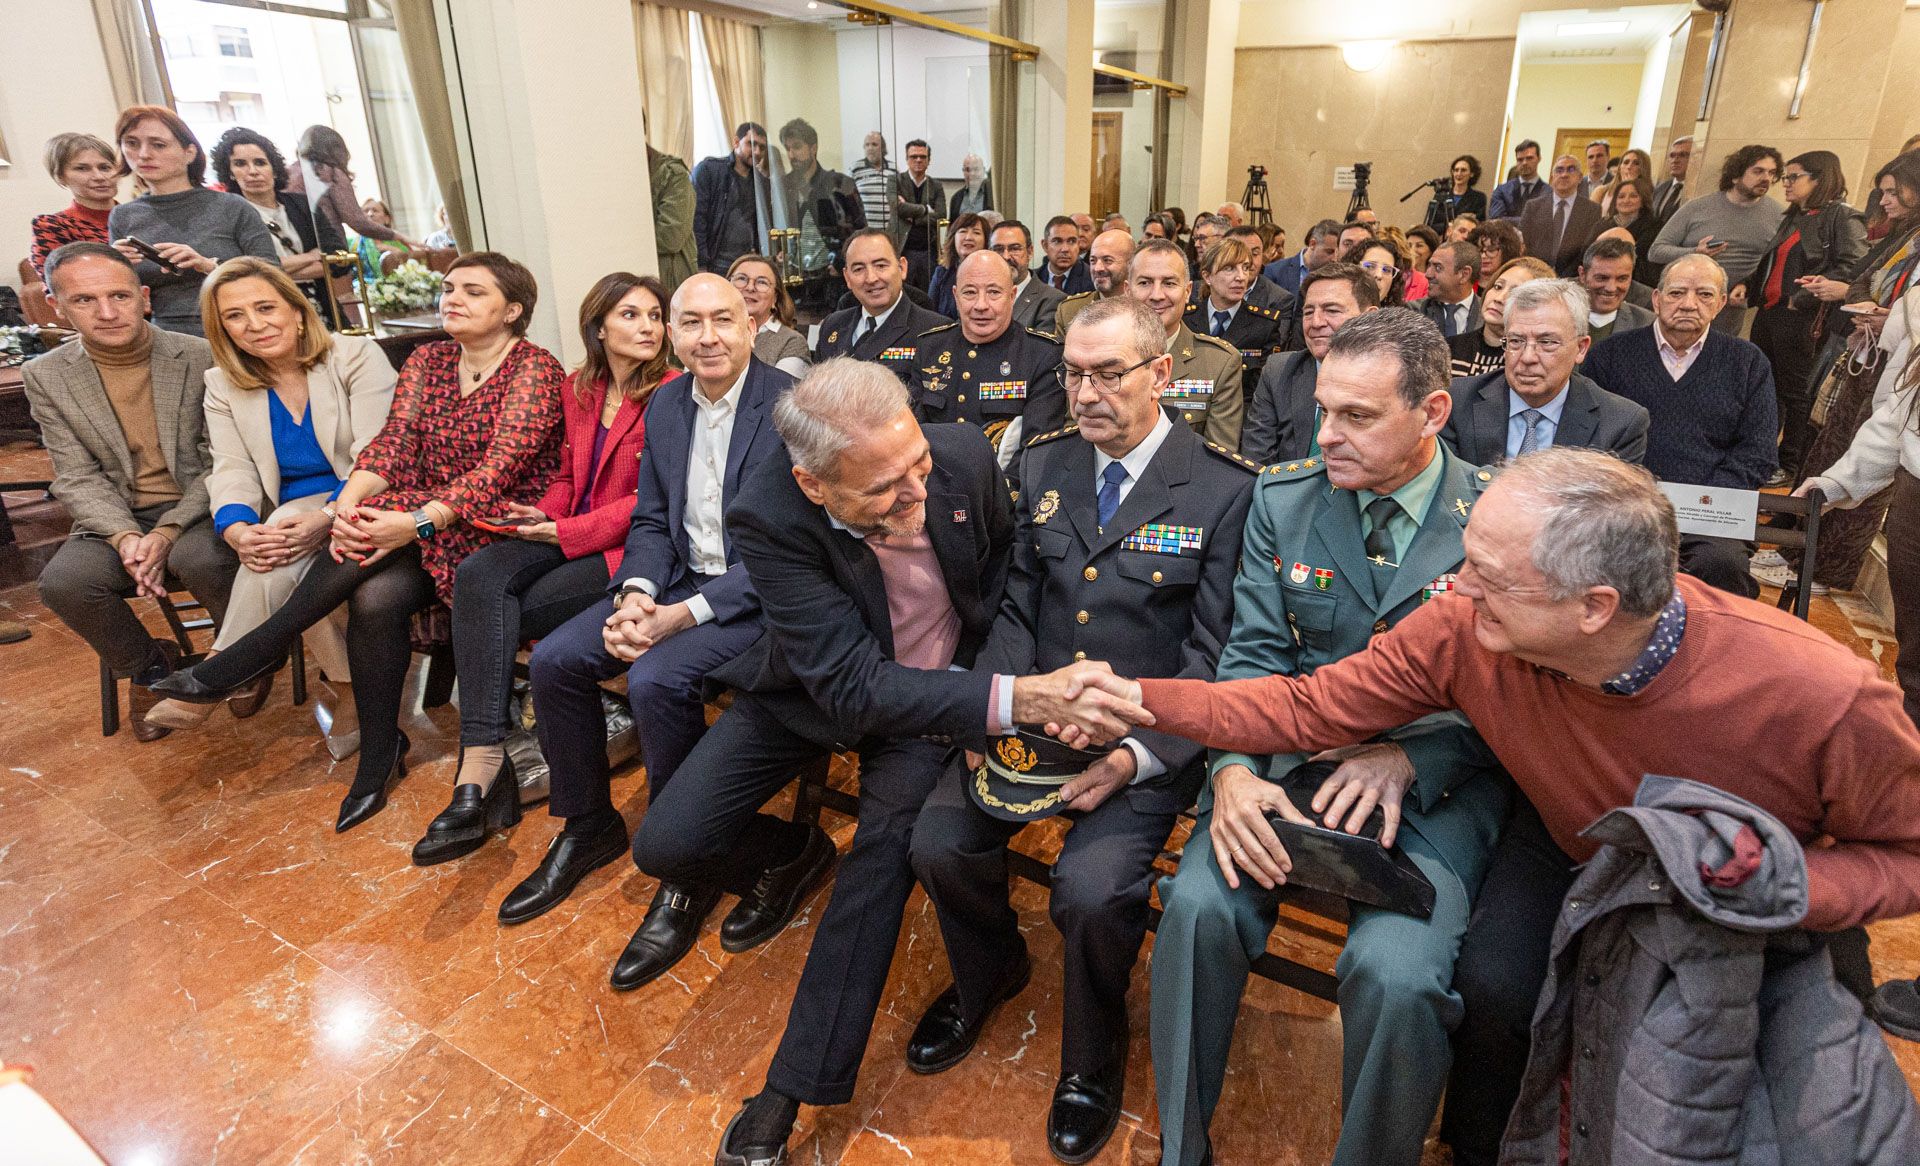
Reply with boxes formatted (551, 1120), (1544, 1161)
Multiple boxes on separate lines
(328, 502), (419, 566)
(602, 590), (696, 662)
(226, 509), (333, 573)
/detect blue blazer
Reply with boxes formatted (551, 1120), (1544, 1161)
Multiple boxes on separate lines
(1264, 252), (1308, 296)
(614, 356), (796, 623)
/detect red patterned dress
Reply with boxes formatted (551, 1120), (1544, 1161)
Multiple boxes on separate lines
(29, 202), (115, 281)
(354, 338), (564, 601)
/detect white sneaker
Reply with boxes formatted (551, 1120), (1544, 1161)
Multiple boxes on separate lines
(1750, 549), (1789, 570)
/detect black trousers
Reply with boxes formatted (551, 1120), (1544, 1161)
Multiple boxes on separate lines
(449, 540), (608, 747)
(631, 691), (948, 1105)
(1440, 801), (1577, 1166)
(910, 757), (1176, 1075)
(1750, 303), (1821, 475)
(1679, 535), (1759, 600)
(1887, 469), (1920, 729)
(38, 507), (237, 675)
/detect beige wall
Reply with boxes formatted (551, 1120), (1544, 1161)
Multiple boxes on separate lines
(1696, 0), (1907, 199)
(1227, 38), (1512, 233)
(1865, 7), (1920, 176)
(1508, 61), (1645, 168)
(0, 0), (122, 292)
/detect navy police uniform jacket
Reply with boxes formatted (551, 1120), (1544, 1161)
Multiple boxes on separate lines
(911, 320), (1066, 452)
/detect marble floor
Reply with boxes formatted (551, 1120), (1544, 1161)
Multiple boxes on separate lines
(2, 439), (1918, 1166)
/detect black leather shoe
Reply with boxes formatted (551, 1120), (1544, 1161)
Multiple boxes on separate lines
(335, 733), (409, 833)
(497, 816), (629, 925)
(610, 882), (722, 991)
(129, 639), (182, 742)
(905, 950), (1032, 1075)
(150, 651), (282, 703)
(714, 1102), (792, 1166)
(411, 757), (523, 866)
(1872, 978), (1920, 1041)
(719, 824), (837, 953)
(1048, 1062), (1124, 1164)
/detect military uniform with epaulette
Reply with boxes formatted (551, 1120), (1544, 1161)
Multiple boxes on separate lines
(1053, 289), (1112, 334)
(909, 409), (1257, 1123)
(1162, 321), (1246, 453)
(812, 296), (951, 385)
(911, 320), (1066, 462)
(1150, 442), (1515, 1166)
(1183, 299), (1289, 386)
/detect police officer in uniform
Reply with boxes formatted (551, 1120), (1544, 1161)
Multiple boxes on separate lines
(813, 228), (948, 383)
(908, 296), (1256, 1164)
(913, 248), (1065, 465)
(1128, 238), (1245, 450)
(1150, 309), (1511, 1166)
(1185, 235), (1291, 387)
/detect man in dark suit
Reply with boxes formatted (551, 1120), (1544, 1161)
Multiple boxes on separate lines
(508, 274), (795, 938)
(1578, 236), (1655, 344)
(632, 360), (1106, 1166)
(1035, 214), (1095, 294)
(991, 219), (1066, 334)
(1241, 262), (1381, 465)
(1411, 240), (1483, 339)
(1440, 279), (1649, 467)
(1518, 154), (1604, 277)
(1487, 139), (1548, 221)
(1263, 218), (1342, 294)
(1650, 136), (1694, 224)
(812, 229), (947, 383)
(908, 297), (1256, 1163)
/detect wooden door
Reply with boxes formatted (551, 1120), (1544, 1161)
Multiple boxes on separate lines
(1552, 127), (1630, 167)
(1090, 112), (1123, 220)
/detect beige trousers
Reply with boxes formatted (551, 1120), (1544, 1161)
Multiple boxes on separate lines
(211, 493), (352, 681)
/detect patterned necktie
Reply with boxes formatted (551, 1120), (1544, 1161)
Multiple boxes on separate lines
(1517, 407), (1548, 456)
(1097, 461), (1129, 529)
(1363, 497), (1399, 572)
(1212, 310), (1231, 338)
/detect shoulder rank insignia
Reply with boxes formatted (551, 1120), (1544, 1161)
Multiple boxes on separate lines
(1033, 489), (1061, 525)
(1245, 302), (1279, 319)
(922, 322), (957, 337)
(1025, 424), (1078, 447)
(1265, 456), (1322, 476)
(1202, 439), (1260, 473)
(1024, 326), (1061, 341)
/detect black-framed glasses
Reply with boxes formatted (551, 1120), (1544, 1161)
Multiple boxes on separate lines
(1058, 355), (1157, 393)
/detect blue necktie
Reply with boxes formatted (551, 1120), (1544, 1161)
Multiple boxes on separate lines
(1097, 461), (1128, 529)
(1212, 310), (1230, 337)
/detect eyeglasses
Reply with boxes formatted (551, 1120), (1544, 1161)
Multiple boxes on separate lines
(1503, 335), (1568, 355)
(1058, 355), (1156, 393)
(1358, 260), (1400, 278)
(1781, 171), (1810, 184)
(731, 275), (775, 292)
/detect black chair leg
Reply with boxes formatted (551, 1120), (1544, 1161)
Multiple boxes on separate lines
(290, 636), (308, 705)
(99, 660), (120, 737)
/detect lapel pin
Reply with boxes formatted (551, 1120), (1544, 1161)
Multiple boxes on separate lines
(953, 509), (968, 523)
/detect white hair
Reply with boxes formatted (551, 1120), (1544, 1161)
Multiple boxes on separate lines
(1505, 278), (1591, 339)
(1496, 448), (1678, 618)
(774, 357), (911, 478)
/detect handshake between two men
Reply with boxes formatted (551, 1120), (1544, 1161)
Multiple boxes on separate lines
(1007, 661), (1420, 895)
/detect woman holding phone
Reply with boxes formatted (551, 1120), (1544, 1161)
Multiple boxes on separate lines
(409, 273), (675, 864)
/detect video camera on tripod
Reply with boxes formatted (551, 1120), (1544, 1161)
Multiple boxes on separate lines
(1346, 161), (1372, 217)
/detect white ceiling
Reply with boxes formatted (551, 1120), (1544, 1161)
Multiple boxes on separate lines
(1514, 5), (1693, 63)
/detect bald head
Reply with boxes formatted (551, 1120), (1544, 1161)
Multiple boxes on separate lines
(1658, 252), (1727, 295)
(956, 248), (1017, 342)
(1593, 226), (1636, 248)
(671, 273), (753, 391)
(1088, 228), (1137, 296)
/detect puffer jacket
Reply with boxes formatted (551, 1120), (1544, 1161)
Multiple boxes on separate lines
(1499, 774), (1920, 1166)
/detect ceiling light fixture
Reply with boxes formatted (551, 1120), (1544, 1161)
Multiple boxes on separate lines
(1340, 40), (1394, 72)
(1557, 20), (1632, 36)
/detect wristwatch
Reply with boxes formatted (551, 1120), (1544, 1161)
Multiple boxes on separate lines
(410, 508), (438, 541)
(614, 582), (649, 605)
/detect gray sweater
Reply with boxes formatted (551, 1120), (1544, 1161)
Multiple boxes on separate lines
(107, 188), (279, 337)
(1646, 190), (1785, 286)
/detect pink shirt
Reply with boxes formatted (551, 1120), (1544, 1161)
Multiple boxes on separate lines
(867, 526), (961, 671)
(1655, 324), (1707, 381)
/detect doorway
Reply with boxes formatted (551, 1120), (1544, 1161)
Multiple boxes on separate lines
(1090, 112), (1122, 220)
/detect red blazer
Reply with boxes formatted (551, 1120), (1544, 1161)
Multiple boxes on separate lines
(534, 370), (674, 574)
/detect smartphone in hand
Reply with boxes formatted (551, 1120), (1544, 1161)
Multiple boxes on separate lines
(118, 236), (183, 273)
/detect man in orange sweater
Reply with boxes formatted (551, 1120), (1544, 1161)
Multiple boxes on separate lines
(1054, 446), (1920, 1165)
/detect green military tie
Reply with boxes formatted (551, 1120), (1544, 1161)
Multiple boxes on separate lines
(1364, 496), (1399, 578)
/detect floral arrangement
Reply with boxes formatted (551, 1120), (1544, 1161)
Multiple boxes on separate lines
(365, 260), (443, 317)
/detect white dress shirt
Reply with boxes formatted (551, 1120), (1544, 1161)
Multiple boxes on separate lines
(621, 367), (748, 626)
(852, 294), (901, 346)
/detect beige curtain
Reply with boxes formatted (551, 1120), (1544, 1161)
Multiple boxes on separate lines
(389, 0), (471, 251)
(699, 11), (765, 146)
(989, 0), (1021, 218)
(635, 3), (695, 163)
(91, 0), (173, 111)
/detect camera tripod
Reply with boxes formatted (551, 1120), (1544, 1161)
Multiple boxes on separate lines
(1346, 162), (1373, 220)
(1241, 166), (1273, 228)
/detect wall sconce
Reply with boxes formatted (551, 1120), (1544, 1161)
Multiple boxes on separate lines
(1340, 40), (1395, 72)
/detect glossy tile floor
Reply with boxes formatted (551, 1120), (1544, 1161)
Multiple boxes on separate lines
(3, 440), (1918, 1166)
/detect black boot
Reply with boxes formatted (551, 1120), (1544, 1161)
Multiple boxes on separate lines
(411, 755), (522, 866)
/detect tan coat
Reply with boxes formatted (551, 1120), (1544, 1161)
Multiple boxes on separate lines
(22, 323), (216, 538)
(203, 334), (397, 518)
